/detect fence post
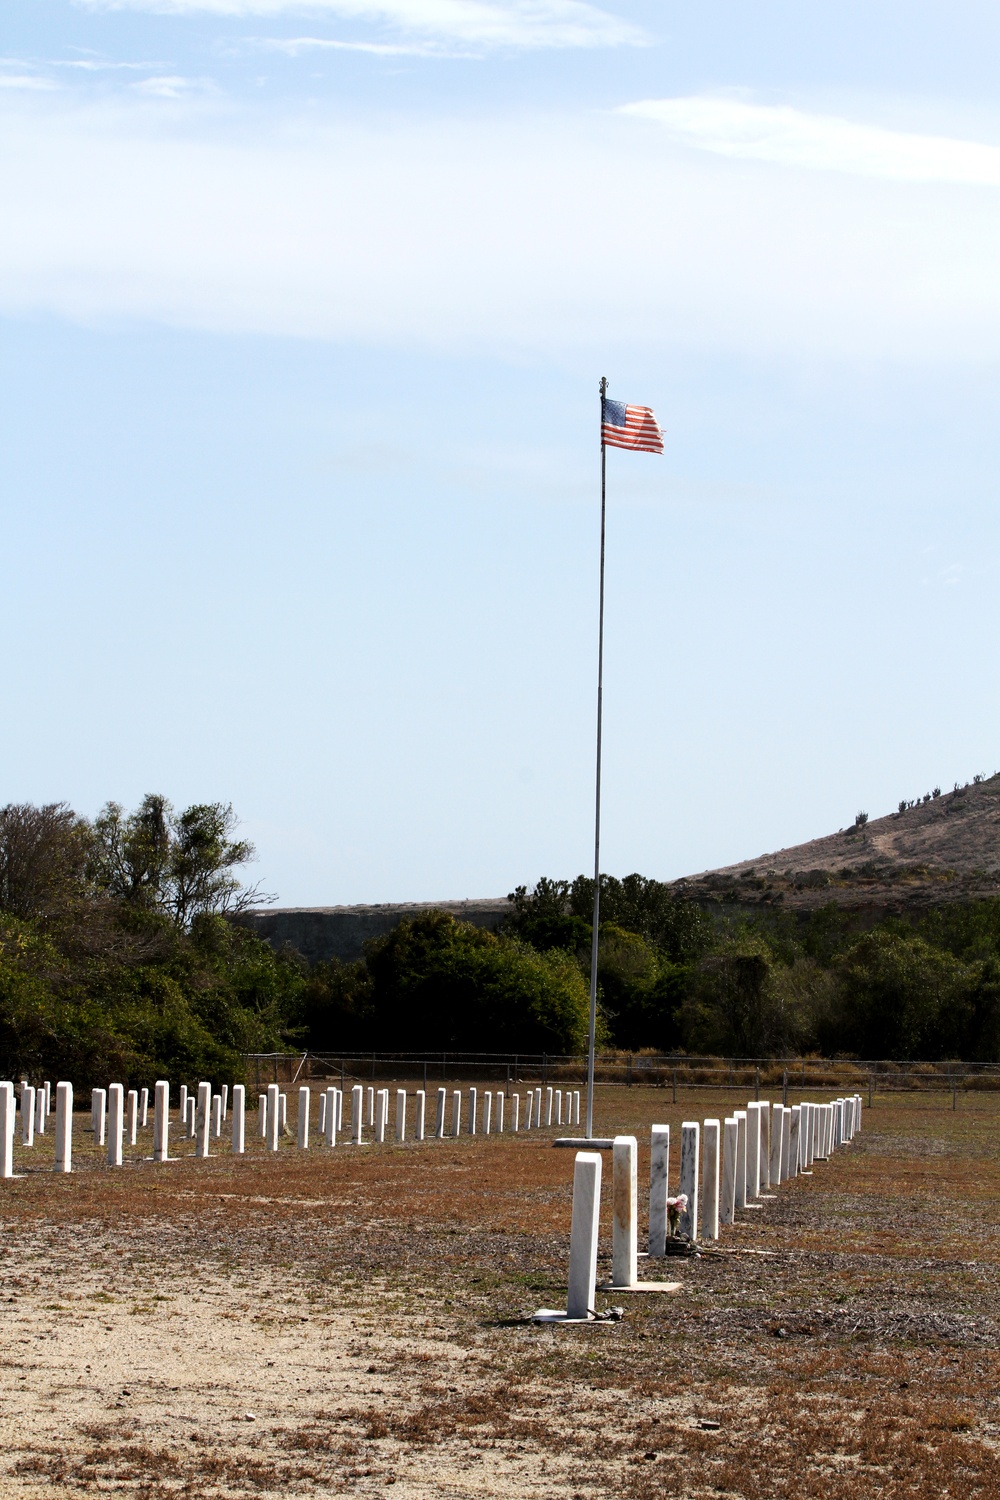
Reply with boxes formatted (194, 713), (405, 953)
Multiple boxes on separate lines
(953, 1072), (958, 1112)
(754, 1067), (759, 1103)
(782, 1070), (788, 1108)
(424, 1060), (428, 1093)
(869, 1068), (874, 1108)
(627, 1056), (632, 1088)
(672, 1069), (677, 1104)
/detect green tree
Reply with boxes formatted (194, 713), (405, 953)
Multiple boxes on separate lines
(832, 931), (973, 1058)
(90, 795), (272, 928)
(364, 910), (592, 1052)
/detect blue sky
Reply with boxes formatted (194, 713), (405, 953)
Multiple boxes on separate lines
(3, 2), (1000, 905)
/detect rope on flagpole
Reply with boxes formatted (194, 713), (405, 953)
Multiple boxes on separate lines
(586, 377), (608, 1140)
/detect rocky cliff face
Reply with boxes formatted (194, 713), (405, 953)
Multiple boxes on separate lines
(234, 898), (511, 964)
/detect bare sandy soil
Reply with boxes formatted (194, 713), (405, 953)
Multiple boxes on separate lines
(2, 1086), (1000, 1497)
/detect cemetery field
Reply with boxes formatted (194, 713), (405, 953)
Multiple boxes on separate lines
(2, 1088), (1000, 1498)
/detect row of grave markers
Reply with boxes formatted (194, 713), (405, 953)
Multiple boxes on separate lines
(544, 1094), (864, 1322)
(0, 1077), (583, 1175)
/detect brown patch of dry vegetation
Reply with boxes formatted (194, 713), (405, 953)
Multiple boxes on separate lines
(2, 1088), (1000, 1497)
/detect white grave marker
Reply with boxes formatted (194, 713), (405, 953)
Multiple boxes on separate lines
(152, 1081), (170, 1162)
(720, 1117), (738, 1226)
(55, 1081), (73, 1173)
(195, 1081), (212, 1158)
(231, 1084), (246, 1154)
(648, 1125), (670, 1257)
(702, 1119), (720, 1241)
(266, 1083), (280, 1152)
(107, 1084), (124, 1167)
(679, 1122), (700, 1240)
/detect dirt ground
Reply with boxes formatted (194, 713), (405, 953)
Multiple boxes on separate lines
(2, 1085), (1000, 1498)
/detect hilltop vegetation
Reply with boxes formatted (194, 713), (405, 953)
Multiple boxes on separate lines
(6, 795), (1000, 1082)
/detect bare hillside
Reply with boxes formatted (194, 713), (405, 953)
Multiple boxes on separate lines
(672, 773), (1000, 912)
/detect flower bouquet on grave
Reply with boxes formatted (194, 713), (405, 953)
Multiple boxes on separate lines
(664, 1194), (696, 1255)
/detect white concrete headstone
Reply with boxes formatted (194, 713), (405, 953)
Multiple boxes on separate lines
(734, 1110), (748, 1208)
(788, 1104), (800, 1175)
(127, 1089), (138, 1146)
(298, 1086), (310, 1149)
(745, 1102), (760, 1200)
(415, 1089), (426, 1141)
(195, 1081), (212, 1158)
(54, 1081), (73, 1173)
(612, 1135), (638, 1288)
(0, 1083), (14, 1178)
(107, 1084), (124, 1167)
(679, 1122), (700, 1240)
(702, 1119), (720, 1241)
(648, 1124), (670, 1257)
(769, 1105), (784, 1186)
(567, 1152), (602, 1320)
(266, 1083), (280, 1152)
(720, 1117), (738, 1225)
(231, 1084), (246, 1154)
(152, 1080), (170, 1162)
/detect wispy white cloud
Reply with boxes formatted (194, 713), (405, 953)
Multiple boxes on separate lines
(4, 98), (1000, 361)
(0, 74), (58, 91)
(132, 74), (205, 95)
(84, 0), (645, 51)
(257, 33), (446, 55)
(621, 95), (1000, 186)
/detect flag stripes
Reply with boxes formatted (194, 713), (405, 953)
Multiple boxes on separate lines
(601, 398), (664, 454)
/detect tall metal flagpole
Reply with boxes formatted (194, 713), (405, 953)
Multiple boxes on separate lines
(585, 376), (608, 1140)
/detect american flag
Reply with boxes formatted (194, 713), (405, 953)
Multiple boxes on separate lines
(601, 397), (664, 454)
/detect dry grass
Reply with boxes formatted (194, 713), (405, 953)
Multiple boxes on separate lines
(2, 1086), (1000, 1496)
